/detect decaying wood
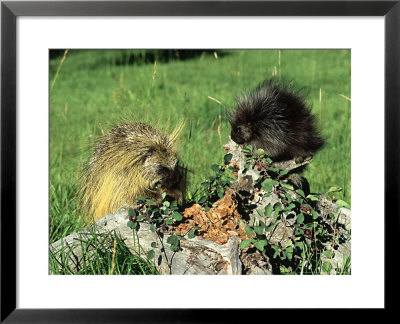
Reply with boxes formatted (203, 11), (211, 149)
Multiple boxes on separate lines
(50, 139), (350, 275)
(50, 208), (242, 275)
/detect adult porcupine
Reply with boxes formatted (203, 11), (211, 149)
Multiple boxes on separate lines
(227, 78), (325, 191)
(228, 78), (325, 162)
(79, 122), (185, 221)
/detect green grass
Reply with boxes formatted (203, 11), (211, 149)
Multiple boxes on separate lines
(49, 49), (351, 274)
(49, 229), (158, 275)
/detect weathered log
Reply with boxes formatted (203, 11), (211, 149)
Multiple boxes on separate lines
(50, 207), (243, 275)
(50, 139), (350, 275)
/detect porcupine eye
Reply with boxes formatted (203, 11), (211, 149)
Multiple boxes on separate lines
(144, 148), (155, 162)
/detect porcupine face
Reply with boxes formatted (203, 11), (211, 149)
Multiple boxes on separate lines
(157, 165), (183, 189)
(143, 148), (182, 190)
(228, 102), (254, 145)
(230, 122), (253, 145)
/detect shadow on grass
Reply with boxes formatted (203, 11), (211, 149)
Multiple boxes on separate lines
(50, 49), (229, 67)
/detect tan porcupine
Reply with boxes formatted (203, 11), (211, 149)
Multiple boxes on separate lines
(79, 122), (185, 222)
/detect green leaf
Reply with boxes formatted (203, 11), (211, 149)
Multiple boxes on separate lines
(147, 250), (155, 260)
(167, 235), (179, 245)
(255, 240), (267, 252)
(128, 208), (137, 217)
(264, 204), (273, 218)
(336, 199), (350, 208)
(306, 194), (319, 201)
(279, 169), (289, 176)
(285, 240), (293, 249)
(211, 164), (220, 172)
(188, 229), (196, 239)
(282, 183), (294, 190)
(136, 214), (143, 221)
(197, 196), (207, 204)
(170, 245), (179, 252)
(296, 189), (305, 197)
(245, 226), (254, 236)
(177, 235), (186, 241)
(261, 181), (273, 193)
(254, 226), (264, 236)
(304, 223), (314, 230)
(268, 167), (279, 172)
(296, 213), (305, 224)
(150, 224), (156, 233)
(146, 198), (155, 206)
(271, 244), (279, 257)
(224, 153), (233, 165)
(284, 203), (296, 211)
(262, 178), (279, 185)
(240, 239), (252, 249)
(245, 145), (253, 151)
(171, 212), (183, 221)
(311, 209), (319, 220)
(161, 192), (167, 200)
(273, 203), (282, 218)
(324, 250), (334, 258)
(163, 201), (170, 208)
(265, 223), (276, 233)
(151, 242), (157, 248)
(323, 261), (333, 274)
(328, 186), (342, 193)
(128, 221), (138, 229)
(256, 209), (263, 218)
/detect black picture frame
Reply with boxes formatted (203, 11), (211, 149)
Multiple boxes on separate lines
(1, 0), (398, 322)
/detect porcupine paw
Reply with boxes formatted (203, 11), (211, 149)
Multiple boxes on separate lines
(287, 173), (310, 196)
(295, 155), (315, 165)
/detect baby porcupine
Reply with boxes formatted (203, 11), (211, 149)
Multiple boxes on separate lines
(228, 78), (325, 162)
(79, 122), (185, 221)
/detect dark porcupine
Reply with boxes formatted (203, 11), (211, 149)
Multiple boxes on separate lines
(228, 78), (325, 162)
(227, 78), (325, 192)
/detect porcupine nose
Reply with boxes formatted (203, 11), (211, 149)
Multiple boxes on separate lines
(169, 169), (182, 188)
(160, 167), (181, 188)
(231, 131), (245, 144)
